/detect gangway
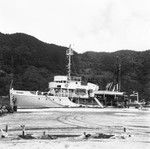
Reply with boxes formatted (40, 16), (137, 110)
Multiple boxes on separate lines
(94, 98), (104, 108)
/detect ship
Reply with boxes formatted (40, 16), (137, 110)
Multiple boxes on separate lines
(9, 45), (103, 110)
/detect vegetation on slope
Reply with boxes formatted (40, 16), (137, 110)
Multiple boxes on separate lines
(0, 32), (150, 101)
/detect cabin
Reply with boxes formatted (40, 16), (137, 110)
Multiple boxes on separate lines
(94, 90), (127, 107)
(48, 75), (99, 98)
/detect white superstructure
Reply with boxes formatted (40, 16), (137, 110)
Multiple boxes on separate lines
(48, 75), (98, 98)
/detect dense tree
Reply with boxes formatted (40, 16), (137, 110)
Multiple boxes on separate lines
(0, 32), (150, 101)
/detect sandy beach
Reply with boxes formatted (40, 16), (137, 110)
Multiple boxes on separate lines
(0, 108), (150, 148)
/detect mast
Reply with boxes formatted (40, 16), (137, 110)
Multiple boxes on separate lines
(66, 45), (73, 81)
(116, 56), (121, 91)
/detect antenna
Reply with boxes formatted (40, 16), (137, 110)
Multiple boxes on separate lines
(66, 45), (73, 81)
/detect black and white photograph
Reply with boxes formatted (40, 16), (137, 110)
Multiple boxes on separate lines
(0, 0), (150, 148)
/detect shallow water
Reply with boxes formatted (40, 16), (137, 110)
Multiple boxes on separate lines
(0, 108), (150, 148)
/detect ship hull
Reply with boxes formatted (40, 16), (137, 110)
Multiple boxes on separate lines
(10, 89), (79, 109)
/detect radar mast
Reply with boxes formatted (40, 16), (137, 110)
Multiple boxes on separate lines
(66, 45), (73, 81)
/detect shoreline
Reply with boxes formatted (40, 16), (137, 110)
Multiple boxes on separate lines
(17, 107), (149, 112)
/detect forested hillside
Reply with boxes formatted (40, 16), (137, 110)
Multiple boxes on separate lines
(0, 32), (150, 101)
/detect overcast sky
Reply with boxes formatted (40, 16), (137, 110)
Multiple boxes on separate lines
(1, 0), (150, 53)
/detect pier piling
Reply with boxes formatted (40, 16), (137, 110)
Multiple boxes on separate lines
(124, 127), (126, 133)
(21, 125), (25, 137)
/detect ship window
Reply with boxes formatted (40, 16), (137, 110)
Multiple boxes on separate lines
(89, 89), (93, 93)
